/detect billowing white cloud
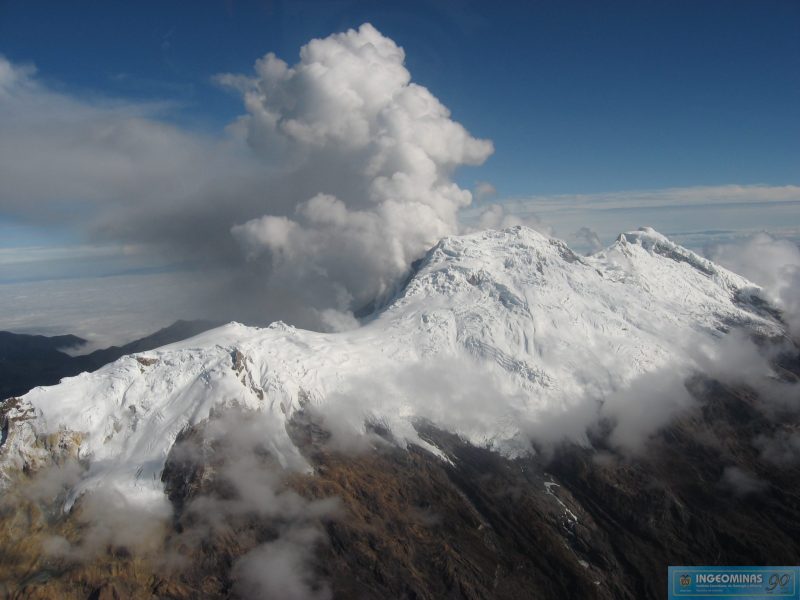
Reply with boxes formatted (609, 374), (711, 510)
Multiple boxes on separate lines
(223, 23), (493, 314)
(0, 25), (491, 333)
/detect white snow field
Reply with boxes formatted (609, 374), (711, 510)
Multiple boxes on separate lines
(0, 227), (784, 508)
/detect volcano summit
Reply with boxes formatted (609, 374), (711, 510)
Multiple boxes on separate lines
(1, 227), (798, 599)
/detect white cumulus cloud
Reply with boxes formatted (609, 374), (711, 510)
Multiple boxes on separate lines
(0, 24), (492, 333)
(223, 23), (493, 315)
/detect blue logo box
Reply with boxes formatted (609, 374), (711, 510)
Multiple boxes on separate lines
(669, 567), (800, 599)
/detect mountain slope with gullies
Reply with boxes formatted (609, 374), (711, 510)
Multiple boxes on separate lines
(1, 226), (798, 599)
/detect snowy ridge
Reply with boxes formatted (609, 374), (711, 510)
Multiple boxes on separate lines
(0, 227), (783, 506)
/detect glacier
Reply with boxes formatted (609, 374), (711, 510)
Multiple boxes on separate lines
(0, 226), (785, 508)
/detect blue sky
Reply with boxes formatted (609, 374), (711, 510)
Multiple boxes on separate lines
(2, 0), (798, 196)
(0, 1), (799, 339)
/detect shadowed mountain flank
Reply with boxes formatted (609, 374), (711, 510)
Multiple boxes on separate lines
(0, 320), (219, 400)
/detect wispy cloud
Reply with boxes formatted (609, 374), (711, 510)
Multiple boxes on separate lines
(499, 184), (800, 212)
(709, 233), (800, 339)
(465, 184), (800, 253)
(0, 244), (117, 266)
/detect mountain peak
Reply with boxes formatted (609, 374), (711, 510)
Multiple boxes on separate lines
(0, 227), (785, 508)
(606, 225), (757, 293)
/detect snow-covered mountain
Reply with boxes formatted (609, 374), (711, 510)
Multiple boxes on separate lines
(0, 226), (784, 509)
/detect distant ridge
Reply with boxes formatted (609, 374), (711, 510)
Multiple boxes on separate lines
(0, 320), (219, 399)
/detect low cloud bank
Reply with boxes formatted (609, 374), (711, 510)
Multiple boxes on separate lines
(311, 327), (797, 461)
(708, 233), (800, 339)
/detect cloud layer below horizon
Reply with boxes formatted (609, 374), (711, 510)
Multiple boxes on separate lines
(466, 184), (800, 255)
(1, 24), (799, 344)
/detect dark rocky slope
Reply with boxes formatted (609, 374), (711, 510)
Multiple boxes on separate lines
(2, 347), (799, 599)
